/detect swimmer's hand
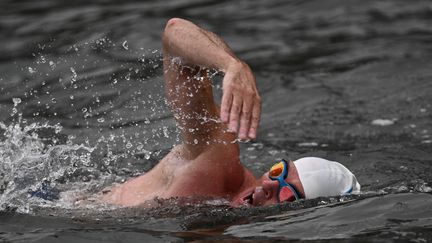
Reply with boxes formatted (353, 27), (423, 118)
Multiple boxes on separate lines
(221, 60), (261, 140)
(162, 18), (261, 140)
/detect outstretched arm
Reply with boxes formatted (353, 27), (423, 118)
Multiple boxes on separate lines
(162, 18), (261, 142)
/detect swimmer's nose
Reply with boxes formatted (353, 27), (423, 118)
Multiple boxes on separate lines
(262, 180), (279, 199)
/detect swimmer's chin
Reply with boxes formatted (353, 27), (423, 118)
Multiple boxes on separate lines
(230, 187), (256, 207)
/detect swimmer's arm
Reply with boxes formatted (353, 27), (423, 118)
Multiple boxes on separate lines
(162, 18), (261, 140)
(163, 59), (225, 158)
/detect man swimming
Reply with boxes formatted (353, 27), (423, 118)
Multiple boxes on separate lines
(102, 18), (360, 207)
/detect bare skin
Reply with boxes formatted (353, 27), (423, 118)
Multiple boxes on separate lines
(101, 18), (304, 207)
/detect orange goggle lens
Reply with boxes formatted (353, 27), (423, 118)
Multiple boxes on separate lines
(269, 162), (285, 178)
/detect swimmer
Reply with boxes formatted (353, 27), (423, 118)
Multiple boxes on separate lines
(101, 18), (360, 207)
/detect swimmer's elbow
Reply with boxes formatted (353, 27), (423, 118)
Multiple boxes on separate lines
(163, 18), (186, 37)
(165, 18), (186, 29)
(163, 18), (190, 47)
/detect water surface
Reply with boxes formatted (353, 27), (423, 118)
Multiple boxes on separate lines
(1, 0), (432, 242)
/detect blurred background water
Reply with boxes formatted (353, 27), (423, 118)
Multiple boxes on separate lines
(1, 0), (432, 242)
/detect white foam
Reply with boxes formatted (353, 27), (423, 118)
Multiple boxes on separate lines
(371, 119), (395, 126)
(297, 142), (318, 147)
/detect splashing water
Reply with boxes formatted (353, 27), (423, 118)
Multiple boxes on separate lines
(0, 73), (172, 212)
(0, 98), (112, 212)
(0, 119), (99, 212)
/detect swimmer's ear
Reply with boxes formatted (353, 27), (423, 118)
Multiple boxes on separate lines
(279, 187), (296, 202)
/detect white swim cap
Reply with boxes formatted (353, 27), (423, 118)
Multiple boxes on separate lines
(293, 157), (361, 199)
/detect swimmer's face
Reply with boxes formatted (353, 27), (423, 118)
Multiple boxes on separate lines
(231, 172), (296, 207)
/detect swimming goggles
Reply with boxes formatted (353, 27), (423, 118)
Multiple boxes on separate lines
(268, 159), (302, 202)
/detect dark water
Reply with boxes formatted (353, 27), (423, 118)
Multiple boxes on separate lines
(1, 0), (432, 242)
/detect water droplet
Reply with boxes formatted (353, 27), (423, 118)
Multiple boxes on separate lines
(163, 127), (169, 138)
(54, 124), (62, 134)
(122, 41), (129, 50)
(126, 142), (133, 149)
(28, 67), (36, 74)
(12, 98), (21, 105)
(70, 67), (77, 83)
(39, 55), (46, 63)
